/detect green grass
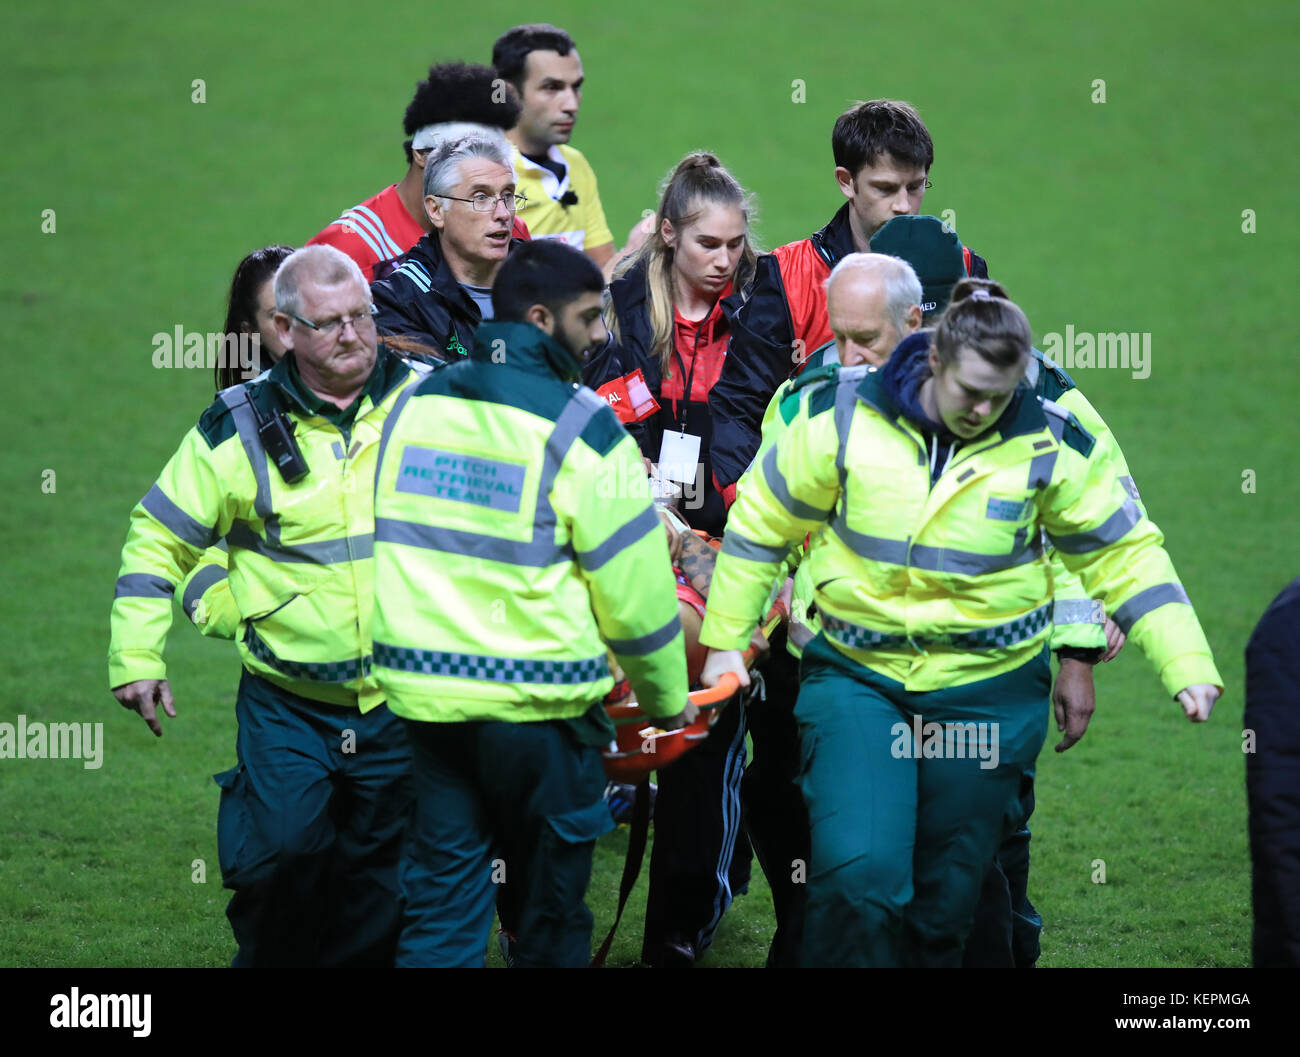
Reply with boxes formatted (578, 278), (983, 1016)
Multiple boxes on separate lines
(2, 0), (1295, 966)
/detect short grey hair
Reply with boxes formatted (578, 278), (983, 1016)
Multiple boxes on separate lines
(423, 130), (513, 202)
(825, 252), (923, 336)
(274, 245), (368, 318)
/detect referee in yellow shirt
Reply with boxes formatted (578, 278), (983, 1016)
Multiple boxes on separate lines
(492, 24), (617, 269)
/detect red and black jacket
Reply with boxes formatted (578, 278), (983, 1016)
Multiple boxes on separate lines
(583, 259), (739, 536)
(706, 203), (988, 495)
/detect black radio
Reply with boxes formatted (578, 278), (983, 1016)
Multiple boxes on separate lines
(251, 397), (309, 484)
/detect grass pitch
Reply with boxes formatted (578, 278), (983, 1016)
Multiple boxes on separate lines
(2, 0), (1296, 967)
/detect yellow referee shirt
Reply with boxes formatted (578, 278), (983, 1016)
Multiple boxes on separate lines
(511, 144), (614, 252)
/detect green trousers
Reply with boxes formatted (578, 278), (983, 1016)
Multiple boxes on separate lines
(795, 634), (1049, 967)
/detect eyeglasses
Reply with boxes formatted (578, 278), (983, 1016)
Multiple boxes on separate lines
(288, 305), (377, 339)
(441, 192), (528, 213)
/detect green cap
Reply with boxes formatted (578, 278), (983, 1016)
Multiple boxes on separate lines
(869, 215), (968, 319)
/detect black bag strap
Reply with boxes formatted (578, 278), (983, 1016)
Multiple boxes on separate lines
(590, 777), (653, 968)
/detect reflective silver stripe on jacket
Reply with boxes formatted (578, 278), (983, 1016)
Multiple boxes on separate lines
(374, 386), (605, 568)
(606, 613), (682, 657)
(1048, 496), (1144, 554)
(225, 523), (374, 565)
(218, 383), (382, 566)
(830, 511), (1043, 575)
(575, 506), (660, 572)
(1112, 582), (1190, 634)
(720, 529), (791, 565)
(182, 565), (228, 619)
(140, 484), (219, 550)
(114, 573), (175, 599)
(762, 444), (833, 522)
(1052, 598), (1105, 626)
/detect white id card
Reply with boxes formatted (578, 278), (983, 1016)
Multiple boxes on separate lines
(657, 430), (701, 484)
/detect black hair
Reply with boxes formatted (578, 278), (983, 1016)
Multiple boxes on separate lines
(402, 61), (521, 165)
(491, 239), (603, 323)
(832, 99), (934, 177)
(934, 278), (1031, 369)
(217, 244), (294, 392)
(491, 23), (576, 91)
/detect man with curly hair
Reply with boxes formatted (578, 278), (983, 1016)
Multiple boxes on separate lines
(308, 62), (528, 281)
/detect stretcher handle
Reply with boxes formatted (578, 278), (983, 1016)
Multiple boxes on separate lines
(684, 599), (788, 708)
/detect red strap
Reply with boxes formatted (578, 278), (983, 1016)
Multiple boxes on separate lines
(962, 245), (972, 275)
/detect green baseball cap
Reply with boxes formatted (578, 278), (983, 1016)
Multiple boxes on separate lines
(869, 215), (968, 319)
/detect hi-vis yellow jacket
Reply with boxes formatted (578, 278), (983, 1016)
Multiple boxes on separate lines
(701, 361), (1222, 695)
(109, 349), (419, 711)
(755, 342), (1128, 658)
(371, 321), (688, 723)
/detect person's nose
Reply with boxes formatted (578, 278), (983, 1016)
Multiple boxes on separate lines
(972, 397), (994, 417)
(491, 195), (513, 219)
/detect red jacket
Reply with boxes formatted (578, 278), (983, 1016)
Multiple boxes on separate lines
(707, 204), (986, 494)
(582, 261), (739, 535)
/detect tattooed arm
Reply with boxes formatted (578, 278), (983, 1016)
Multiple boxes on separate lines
(677, 530), (717, 599)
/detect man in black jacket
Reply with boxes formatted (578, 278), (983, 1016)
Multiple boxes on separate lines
(372, 132), (525, 364)
(707, 100), (988, 503)
(1246, 576), (1300, 967)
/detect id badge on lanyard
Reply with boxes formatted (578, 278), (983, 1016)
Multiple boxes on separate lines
(658, 320), (705, 484)
(658, 428), (701, 484)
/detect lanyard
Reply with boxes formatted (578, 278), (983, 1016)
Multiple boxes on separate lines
(670, 310), (709, 434)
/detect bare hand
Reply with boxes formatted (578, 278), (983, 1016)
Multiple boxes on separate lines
(1100, 618), (1126, 662)
(112, 679), (176, 737)
(656, 699), (701, 731)
(700, 648), (750, 689)
(1052, 658), (1096, 752)
(1176, 684), (1220, 722)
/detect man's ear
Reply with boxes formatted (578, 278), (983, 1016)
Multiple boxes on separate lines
(904, 304), (924, 334)
(424, 195), (445, 231)
(834, 166), (856, 201)
(525, 303), (555, 335)
(273, 312), (295, 352)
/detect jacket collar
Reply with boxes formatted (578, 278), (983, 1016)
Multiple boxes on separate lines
(608, 257), (649, 318)
(269, 346), (409, 417)
(860, 332), (1044, 443)
(470, 321), (583, 382)
(810, 202), (859, 268)
(409, 232), (479, 319)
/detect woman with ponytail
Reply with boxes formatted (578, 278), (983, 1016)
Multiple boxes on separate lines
(585, 152), (759, 967)
(585, 151), (758, 538)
